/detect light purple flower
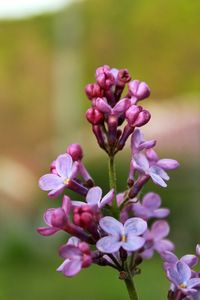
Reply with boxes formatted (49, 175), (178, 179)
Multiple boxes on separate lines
(146, 148), (180, 170)
(133, 153), (170, 187)
(128, 80), (151, 103)
(162, 250), (198, 271)
(97, 216), (147, 253)
(141, 220), (174, 259)
(39, 153), (79, 198)
(131, 129), (156, 154)
(133, 192), (170, 220)
(37, 195), (71, 236)
(167, 261), (200, 295)
(72, 186), (115, 209)
(57, 238), (92, 277)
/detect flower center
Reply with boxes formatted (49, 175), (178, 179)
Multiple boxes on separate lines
(121, 234), (126, 242)
(64, 178), (70, 185)
(179, 283), (187, 289)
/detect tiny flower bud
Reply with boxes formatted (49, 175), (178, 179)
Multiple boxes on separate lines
(66, 144), (83, 161)
(51, 208), (67, 228)
(129, 80), (151, 100)
(86, 107), (104, 125)
(50, 160), (57, 174)
(117, 69), (131, 87)
(85, 83), (103, 100)
(196, 244), (200, 256)
(73, 205), (96, 230)
(134, 110), (151, 127)
(78, 242), (90, 254)
(125, 105), (142, 126)
(96, 65), (115, 90)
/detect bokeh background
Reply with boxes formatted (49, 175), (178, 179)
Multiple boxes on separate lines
(0, 0), (200, 299)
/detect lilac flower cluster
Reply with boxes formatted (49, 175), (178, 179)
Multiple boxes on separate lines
(38, 65), (183, 299)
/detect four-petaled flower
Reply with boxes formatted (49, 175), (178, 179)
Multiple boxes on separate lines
(97, 216), (147, 253)
(39, 153), (79, 198)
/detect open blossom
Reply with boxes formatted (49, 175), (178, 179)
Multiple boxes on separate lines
(133, 192), (169, 220)
(131, 129), (156, 154)
(140, 220), (174, 259)
(161, 250), (198, 272)
(72, 186), (115, 209)
(166, 261), (200, 296)
(57, 237), (92, 277)
(97, 216), (147, 253)
(39, 153), (79, 198)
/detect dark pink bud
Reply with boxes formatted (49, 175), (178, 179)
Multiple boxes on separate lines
(117, 69), (131, 87)
(129, 80), (151, 100)
(78, 242), (90, 254)
(66, 144), (83, 161)
(125, 105), (142, 126)
(96, 65), (110, 76)
(134, 110), (151, 127)
(82, 254), (92, 268)
(50, 160), (57, 174)
(73, 205), (94, 230)
(96, 65), (115, 89)
(85, 83), (103, 100)
(86, 107), (104, 125)
(51, 208), (67, 228)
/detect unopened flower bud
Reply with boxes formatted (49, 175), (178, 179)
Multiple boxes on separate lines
(117, 69), (131, 87)
(134, 110), (151, 127)
(86, 107), (104, 125)
(85, 83), (103, 100)
(96, 65), (115, 90)
(50, 160), (57, 174)
(196, 244), (200, 256)
(66, 144), (83, 161)
(78, 242), (90, 254)
(73, 205), (95, 230)
(51, 208), (67, 228)
(125, 105), (142, 126)
(129, 80), (151, 100)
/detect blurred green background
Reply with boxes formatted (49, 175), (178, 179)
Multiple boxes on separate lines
(0, 0), (200, 299)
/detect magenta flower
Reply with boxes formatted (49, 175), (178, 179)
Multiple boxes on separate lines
(37, 195), (71, 236)
(57, 238), (92, 277)
(72, 186), (115, 209)
(133, 192), (169, 220)
(141, 220), (174, 259)
(95, 97), (130, 116)
(39, 153), (79, 198)
(97, 216), (147, 253)
(166, 261), (200, 295)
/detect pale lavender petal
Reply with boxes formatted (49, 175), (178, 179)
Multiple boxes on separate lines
(96, 236), (122, 253)
(99, 216), (123, 237)
(116, 192), (125, 207)
(71, 201), (86, 207)
(140, 248), (154, 259)
(99, 189), (115, 208)
(56, 154), (73, 178)
(39, 174), (63, 191)
(44, 208), (55, 226)
(133, 203), (149, 219)
(62, 195), (71, 215)
(86, 186), (102, 205)
(167, 267), (182, 286)
(157, 159), (180, 170)
(139, 140), (156, 151)
(149, 172), (167, 187)
(134, 153), (149, 171)
(142, 192), (161, 209)
(176, 261), (191, 282)
(151, 221), (170, 240)
(58, 259), (82, 277)
(154, 208), (170, 218)
(113, 98), (130, 114)
(69, 161), (79, 179)
(155, 239), (174, 253)
(59, 245), (81, 259)
(150, 166), (169, 181)
(123, 235), (145, 251)
(146, 149), (159, 162)
(161, 251), (178, 263)
(131, 129), (143, 150)
(124, 217), (147, 235)
(187, 278), (200, 289)
(95, 98), (111, 113)
(48, 185), (65, 198)
(56, 259), (69, 272)
(37, 227), (59, 236)
(181, 255), (198, 268)
(67, 237), (80, 246)
(196, 244), (200, 256)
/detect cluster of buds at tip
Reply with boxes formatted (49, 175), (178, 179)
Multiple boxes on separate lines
(85, 65), (151, 155)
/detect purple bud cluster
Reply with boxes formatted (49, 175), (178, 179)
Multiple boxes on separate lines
(38, 66), (196, 300)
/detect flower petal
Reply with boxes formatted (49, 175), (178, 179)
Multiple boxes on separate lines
(99, 216), (123, 237)
(181, 255), (198, 268)
(96, 236), (122, 253)
(59, 245), (81, 259)
(95, 98), (111, 113)
(123, 235), (145, 251)
(176, 261), (191, 282)
(124, 217), (147, 236)
(155, 239), (174, 254)
(37, 227), (59, 236)
(131, 129), (143, 150)
(150, 166), (169, 181)
(157, 159), (180, 170)
(149, 172), (167, 187)
(161, 251), (178, 264)
(39, 174), (63, 191)
(142, 192), (161, 209)
(99, 189), (115, 208)
(187, 278), (200, 289)
(56, 154), (73, 178)
(140, 248), (154, 259)
(154, 208), (170, 218)
(48, 186), (65, 199)
(151, 220), (170, 240)
(44, 208), (55, 226)
(134, 153), (149, 171)
(57, 259), (82, 277)
(86, 186), (102, 206)
(62, 195), (71, 215)
(113, 98), (130, 114)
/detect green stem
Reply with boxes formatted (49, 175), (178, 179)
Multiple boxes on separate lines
(108, 155), (118, 217)
(124, 268), (138, 300)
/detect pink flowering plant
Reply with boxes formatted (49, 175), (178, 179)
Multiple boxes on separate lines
(38, 65), (200, 300)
